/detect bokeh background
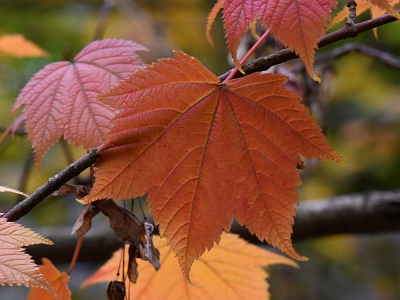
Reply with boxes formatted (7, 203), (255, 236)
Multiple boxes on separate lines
(1, 0), (400, 299)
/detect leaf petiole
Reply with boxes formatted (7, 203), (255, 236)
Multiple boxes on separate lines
(224, 29), (272, 82)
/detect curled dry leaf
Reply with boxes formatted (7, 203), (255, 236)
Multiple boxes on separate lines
(52, 183), (90, 198)
(95, 200), (161, 283)
(128, 245), (140, 283)
(95, 200), (146, 246)
(71, 204), (100, 237)
(140, 221), (160, 271)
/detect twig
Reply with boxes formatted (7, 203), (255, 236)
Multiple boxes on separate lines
(59, 139), (74, 166)
(293, 42), (400, 73)
(93, 0), (116, 41)
(219, 10), (400, 81)
(2, 11), (400, 224)
(317, 42), (400, 69)
(0, 126), (26, 135)
(26, 189), (400, 264)
(346, 0), (358, 27)
(2, 147), (100, 222)
(15, 149), (34, 204)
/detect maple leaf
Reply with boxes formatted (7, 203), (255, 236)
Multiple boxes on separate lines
(82, 51), (343, 278)
(82, 233), (297, 300)
(12, 38), (147, 167)
(0, 34), (49, 58)
(0, 218), (54, 295)
(207, 0), (337, 81)
(27, 258), (71, 300)
(329, 0), (400, 30)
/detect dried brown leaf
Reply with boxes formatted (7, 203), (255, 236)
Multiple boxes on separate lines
(52, 183), (90, 198)
(96, 200), (146, 246)
(71, 204), (100, 237)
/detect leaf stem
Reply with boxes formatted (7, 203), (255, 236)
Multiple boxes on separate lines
(1, 147), (100, 222)
(219, 10), (400, 81)
(67, 236), (83, 275)
(224, 29), (271, 82)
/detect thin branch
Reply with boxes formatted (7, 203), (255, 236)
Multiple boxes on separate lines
(26, 189), (400, 264)
(317, 42), (400, 69)
(0, 126), (26, 135)
(15, 149), (34, 204)
(346, 0), (358, 27)
(93, 0), (116, 41)
(291, 42), (400, 74)
(2, 11), (399, 224)
(219, 10), (400, 81)
(1, 147), (100, 222)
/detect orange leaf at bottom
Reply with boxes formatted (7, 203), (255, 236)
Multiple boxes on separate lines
(82, 233), (297, 300)
(27, 258), (71, 300)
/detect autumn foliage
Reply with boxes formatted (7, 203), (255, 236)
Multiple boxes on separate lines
(83, 233), (298, 300)
(0, 0), (399, 299)
(82, 50), (342, 278)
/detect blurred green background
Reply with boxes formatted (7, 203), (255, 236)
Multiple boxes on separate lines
(1, 0), (400, 299)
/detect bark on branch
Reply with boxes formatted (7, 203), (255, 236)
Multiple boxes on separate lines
(1, 147), (100, 222)
(26, 189), (400, 264)
(2, 11), (399, 231)
(219, 10), (400, 81)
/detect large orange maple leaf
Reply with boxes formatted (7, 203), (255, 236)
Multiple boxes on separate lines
(82, 233), (297, 300)
(207, 0), (337, 81)
(83, 51), (343, 279)
(12, 38), (147, 167)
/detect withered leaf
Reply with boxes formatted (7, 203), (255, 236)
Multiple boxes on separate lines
(106, 281), (125, 300)
(127, 245), (139, 284)
(139, 221), (160, 271)
(71, 204), (100, 237)
(52, 183), (90, 198)
(95, 200), (146, 246)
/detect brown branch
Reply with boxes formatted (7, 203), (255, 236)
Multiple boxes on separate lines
(219, 10), (400, 81)
(3, 10), (399, 226)
(346, 0), (358, 27)
(93, 0), (116, 41)
(0, 126), (26, 135)
(26, 189), (400, 264)
(1, 147), (100, 222)
(292, 42), (400, 73)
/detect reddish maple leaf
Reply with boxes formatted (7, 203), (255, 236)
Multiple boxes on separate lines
(83, 51), (343, 279)
(27, 258), (71, 300)
(207, 0), (337, 81)
(82, 233), (297, 300)
(12, 39), (147, 167)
